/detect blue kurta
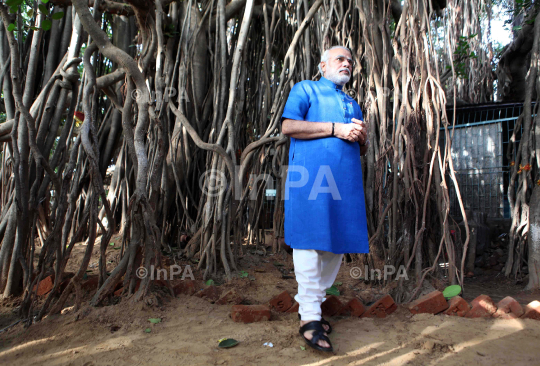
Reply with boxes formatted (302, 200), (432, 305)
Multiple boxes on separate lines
(281, 76), (369, 254)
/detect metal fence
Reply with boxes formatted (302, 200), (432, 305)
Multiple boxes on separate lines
(443, 103), (525, 219)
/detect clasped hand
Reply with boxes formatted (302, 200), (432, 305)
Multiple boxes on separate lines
(334, 118), (368, 144)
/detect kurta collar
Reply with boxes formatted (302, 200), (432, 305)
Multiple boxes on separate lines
(319, 76), (344, 90)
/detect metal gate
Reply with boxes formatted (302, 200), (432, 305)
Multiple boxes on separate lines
(443, 103), (524, 219)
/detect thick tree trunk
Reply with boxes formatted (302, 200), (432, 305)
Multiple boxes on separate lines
(527, 185), (540, 290)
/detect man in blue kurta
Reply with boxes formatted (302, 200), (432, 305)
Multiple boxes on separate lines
(281, 46), (369, 352)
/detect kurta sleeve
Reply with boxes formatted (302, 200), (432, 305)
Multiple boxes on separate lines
(354, 101), (364, 121)
(281, 82), (310, 122)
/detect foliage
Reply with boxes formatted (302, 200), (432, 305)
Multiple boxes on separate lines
(448, 34), (479, 79)
(5, 0), (64, 33)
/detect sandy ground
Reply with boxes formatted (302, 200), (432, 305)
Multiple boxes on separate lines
(1, 296), (540, 366)
(1, 248), (540, 366)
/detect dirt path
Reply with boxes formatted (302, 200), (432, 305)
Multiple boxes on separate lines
(1, 294), (540, 366)
(1, 251), (540, 366)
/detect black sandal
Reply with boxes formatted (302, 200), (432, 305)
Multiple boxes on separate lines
(298, 314), (332, 334)
(299, 321), (333, 352)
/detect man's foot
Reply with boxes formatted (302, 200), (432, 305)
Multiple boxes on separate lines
(300, 320), (332, 349)
(298, 314), (332, 334)
(320, 319), (331, 334)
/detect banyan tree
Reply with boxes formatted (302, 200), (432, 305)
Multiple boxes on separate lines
(0, 0), (539, 324)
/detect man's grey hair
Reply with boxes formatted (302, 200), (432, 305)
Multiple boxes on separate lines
(318, 46), (352, 75)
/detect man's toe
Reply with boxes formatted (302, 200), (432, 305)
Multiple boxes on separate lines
(322, 324), (330, 332)
(318, 340), (330, 348)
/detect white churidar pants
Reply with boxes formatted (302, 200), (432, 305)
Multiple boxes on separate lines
(293, 249), (343, 321)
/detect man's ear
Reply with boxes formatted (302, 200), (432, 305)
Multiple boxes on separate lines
(320, 62), (326, 75)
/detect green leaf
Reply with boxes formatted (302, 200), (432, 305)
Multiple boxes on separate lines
(239, 271), (249, 278)
(148, 318), (162, 324)
(7, 23), (15, 32)
(512, 26), (522, 31)
(334, 282), (343, 286)
(42, 19), (52, 31)
(52, 11), (64, 20)
(9, 5), (17, 13)
(113, 246), (121, 250)
(41, 0), (50, 3)
(442, 285), (462, 300)
(38, 4), (49, 15)
(325, 286), (340, 296)
(205, 279), (215, 286)
(109, 242), (115, 246)
(300, 346), (306, 351)
(144, 328), (152, 333)
(6, 0), (23, 6)
(218, 338), (239, 348)
(27, 8), (34, 17)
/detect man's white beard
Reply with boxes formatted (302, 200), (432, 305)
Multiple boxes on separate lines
(325, 67), (351, 86)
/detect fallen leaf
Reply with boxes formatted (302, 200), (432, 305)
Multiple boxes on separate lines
(326, 286), (340, 296)
(218, 339), (239, 348)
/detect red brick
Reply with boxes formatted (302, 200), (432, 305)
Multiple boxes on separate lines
(521, 300), (540, 320)
(269, 291), (294, 312)
(81, 275), (99, 291)
(34, 275), (54, 296)
(466, 295), (497, 318)
(494, 296), (524, 319)
(339, 298), (366, 317)
(216, 289), (243, 305)
(231, 305), (271, 323)
(286, 302), (300, 313)
(114, 281), (140, 296)
(114, 281), (123, 292)
(321, 295), (344, 317)
(362, 295), (397, 318)
(443, 296), (470, 317)
(173, 280), (198, 296)
(195, 285), (222, 303)
(409, 291), (449, 315)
